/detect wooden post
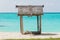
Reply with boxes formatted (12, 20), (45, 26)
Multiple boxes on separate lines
(40, 15), (42, 34)
(20, 16), (23, 34)
(37, 16), (39, 31)
(37, 15), (42, 34)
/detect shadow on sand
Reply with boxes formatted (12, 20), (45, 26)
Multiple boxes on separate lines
(24, 31), (57, 36)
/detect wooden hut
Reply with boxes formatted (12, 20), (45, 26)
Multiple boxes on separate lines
(16, 5), (44, 34)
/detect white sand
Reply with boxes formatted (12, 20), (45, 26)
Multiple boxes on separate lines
(0, 32), (60, 39)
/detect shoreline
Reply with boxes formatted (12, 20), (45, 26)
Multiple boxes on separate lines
(0, 32), (60, 39)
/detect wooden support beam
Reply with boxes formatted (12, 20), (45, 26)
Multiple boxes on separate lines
(20, 16), (23, 34)
(37, 16), (39, 31)
(40, 15), (42, 34)
(37, 15), (42, 34)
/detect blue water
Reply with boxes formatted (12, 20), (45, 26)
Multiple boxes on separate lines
(0, 12), (60, 32)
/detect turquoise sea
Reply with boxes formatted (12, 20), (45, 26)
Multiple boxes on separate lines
(0, 12), (60, 32)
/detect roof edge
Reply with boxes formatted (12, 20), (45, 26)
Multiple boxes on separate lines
(16, 5), (44, 8)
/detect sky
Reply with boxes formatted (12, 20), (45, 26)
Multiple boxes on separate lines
(0, 0), (60, 12)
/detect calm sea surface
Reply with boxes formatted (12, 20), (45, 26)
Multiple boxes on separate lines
(0, 12), (60, 32)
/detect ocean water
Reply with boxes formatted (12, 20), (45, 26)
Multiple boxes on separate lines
(0, 12), (60, 32)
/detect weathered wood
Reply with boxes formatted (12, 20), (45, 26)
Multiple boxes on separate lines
(40, 15), (42, 34)
(16, 5), (44, 16)
(37, 15), (42, 34)
(20, 16), (23, 34)
(16, 5), (44, 7)
(16, 5), (44, 34)
(18, 14), (43, 16)
(37, 16), (39, 31)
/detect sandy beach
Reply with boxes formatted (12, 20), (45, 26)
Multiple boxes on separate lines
(0, 32), (60, 39)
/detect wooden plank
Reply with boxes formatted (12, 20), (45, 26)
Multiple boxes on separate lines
(20, 16), (23, 34)
(16, 5), (44, 7)
(18, 14), (43, 16)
